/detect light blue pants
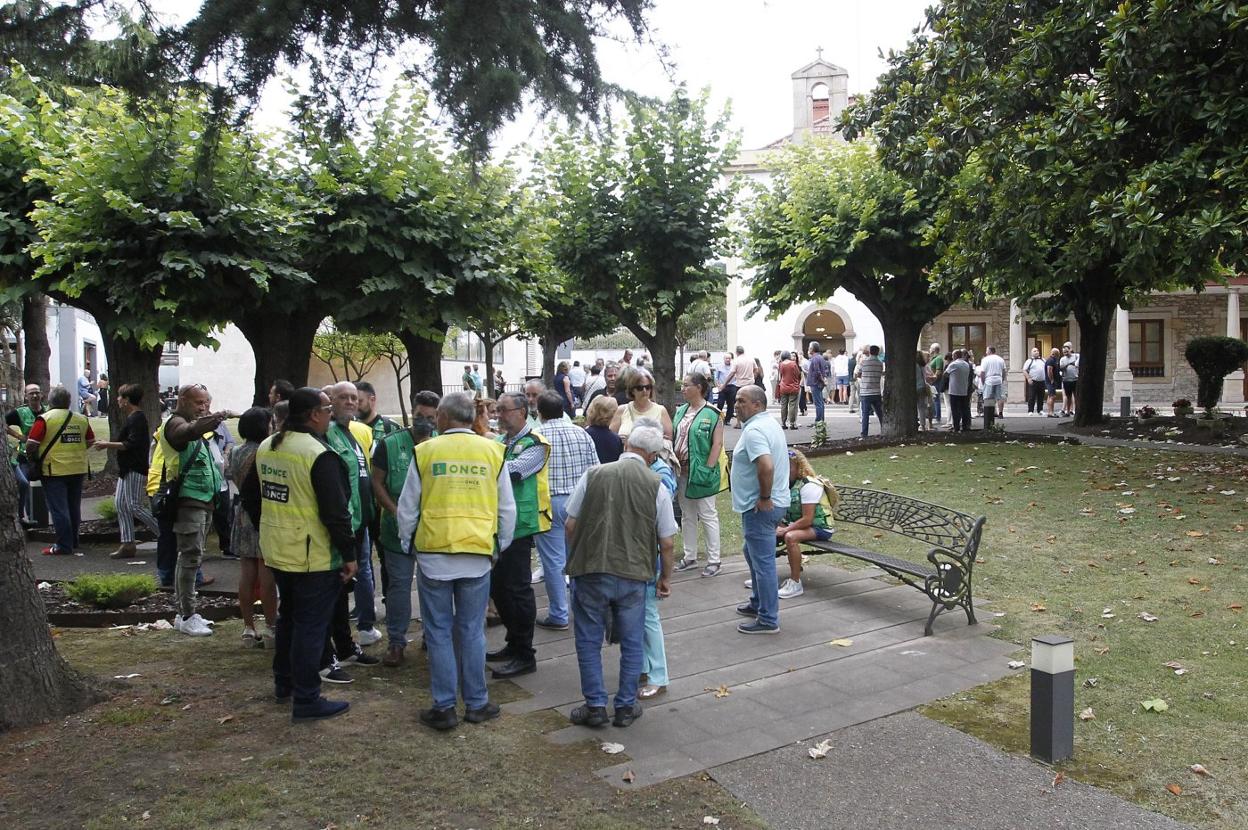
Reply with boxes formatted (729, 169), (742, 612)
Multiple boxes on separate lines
(641, 579), (668, 686)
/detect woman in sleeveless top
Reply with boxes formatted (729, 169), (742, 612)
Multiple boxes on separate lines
(609, 367), (672, 440)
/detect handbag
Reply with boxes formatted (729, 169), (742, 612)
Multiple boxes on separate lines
(24, 413), (74, 483)
(151, 438), (204, 523)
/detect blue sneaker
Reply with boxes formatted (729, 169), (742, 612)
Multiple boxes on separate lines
(735, 603), (759, 618)
(737, 621), (780, 635)
(292, 698), (349, 722)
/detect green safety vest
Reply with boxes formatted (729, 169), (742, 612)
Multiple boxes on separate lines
(159, 426), (222, 504)
(673, 402), (729, 499)
(377, 428), (416, 552)
(15, 405), (39, 438)
(256, 430), (340, 572)
(325, 421), (365, 532)
(502, 430), (551, 539)
(786, 476), (832, 529)
(363, 415), (401, 447)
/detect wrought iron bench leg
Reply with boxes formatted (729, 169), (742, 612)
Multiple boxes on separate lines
(924, 599), (942, 637)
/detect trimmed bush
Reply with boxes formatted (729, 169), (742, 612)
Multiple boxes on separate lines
(96, 496), (117, 521)
(65, 573), (159, 610)
(1185, 336), (1248, 411)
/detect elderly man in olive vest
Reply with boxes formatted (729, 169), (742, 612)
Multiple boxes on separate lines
(563, 422), (677, 729)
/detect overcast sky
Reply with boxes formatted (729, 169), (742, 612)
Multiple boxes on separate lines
(155, 0), (936, 151)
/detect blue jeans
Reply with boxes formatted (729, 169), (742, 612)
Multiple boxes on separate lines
(353, 528), (377, 630)
(382, 547), (416, 647)
(860, 395), (884, 437)
(742, 506), (785, 628)
(811, 386), (826, 421)
(271, 568), (342, 705)
(43, 474), (83, 553)
(571, 573), (647, 710)
(642, 580), (668, 686)
(417, 566), (491, 711)
(13, 463), (29, 520)
(534, 494), (570, 625)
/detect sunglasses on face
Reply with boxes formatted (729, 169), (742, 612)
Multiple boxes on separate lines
(632, 385), (652, 393)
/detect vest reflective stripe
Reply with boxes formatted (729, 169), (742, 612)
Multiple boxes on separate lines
(36, 409), (89, 476)
(505, 431), (551, 538)
(413, 432), (505, 556)
(673, 403), (728, 499)
(159, 427), (221, 503)
(786, 477), (831, 529)
(378, 429), (416, 552)
(257, 431), (339, 572)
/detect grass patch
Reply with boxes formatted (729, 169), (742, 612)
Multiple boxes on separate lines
(785, 440), (1246, 830)
(0, 621), (766, 830)
(65, 573), (159, 609)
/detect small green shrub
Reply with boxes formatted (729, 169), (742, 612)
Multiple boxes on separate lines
(96, 496), (117, 521)
(1185, 336), (1248, 410)
(65, 573), (159, 610)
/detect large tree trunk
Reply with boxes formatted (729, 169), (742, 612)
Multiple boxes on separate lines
(648, 316), (679, 412)
(879, 315), (924, 439)
(478, 327), (497, 402)
(21, 294), (51, 393)
(237, 309), (322, 406)
(101, 336), (163, 473)
(0, 438), (102, 731)
(1072, 299), (1115, 427)
(539, 333), (558, 389)
(398, 326), (446, 410)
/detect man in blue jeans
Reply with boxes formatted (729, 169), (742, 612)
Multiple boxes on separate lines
(855, 345), (886, 438)
(730, 386), (791, 634)
(563, 423), (677, 728)
(806, 342), (831, 422)
(397, 393), (517, 731)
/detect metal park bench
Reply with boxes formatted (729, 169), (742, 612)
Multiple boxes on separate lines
(796, 486), (986, 636)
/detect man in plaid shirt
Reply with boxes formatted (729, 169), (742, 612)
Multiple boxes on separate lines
(533, 391), (599, 630)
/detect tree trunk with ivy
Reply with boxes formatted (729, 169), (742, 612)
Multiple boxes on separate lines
(0, 437), (101, 731)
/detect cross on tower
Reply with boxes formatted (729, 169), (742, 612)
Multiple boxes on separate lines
(816, 46), (824, 60)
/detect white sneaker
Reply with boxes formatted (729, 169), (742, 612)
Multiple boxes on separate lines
(778, 579), (804, 599)
(175, 614), (214, 636)
(357, 626), (383, 646)
(242, 627), (260, 648)
(743, 578), (753, 590)
(531, 567), (544, 584)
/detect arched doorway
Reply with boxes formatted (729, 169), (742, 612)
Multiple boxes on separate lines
(792, 304), (854, 357)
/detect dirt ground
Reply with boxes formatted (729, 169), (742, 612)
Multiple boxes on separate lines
(1069, 414), (1248, 447)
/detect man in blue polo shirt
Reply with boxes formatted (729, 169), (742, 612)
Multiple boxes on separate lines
(730, 385), (790, 634)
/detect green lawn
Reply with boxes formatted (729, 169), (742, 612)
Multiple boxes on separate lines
(755, 441), (1246, 830)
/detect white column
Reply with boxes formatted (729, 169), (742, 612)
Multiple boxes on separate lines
(1223, 291), (1244, 405)
(1006, 298), (1026, 406)
(1112, 305), (1133, 410)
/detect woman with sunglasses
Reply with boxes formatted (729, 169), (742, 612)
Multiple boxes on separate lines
(609, 368), (672, 441)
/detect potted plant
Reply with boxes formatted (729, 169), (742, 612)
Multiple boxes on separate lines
(1136, 405), (1160, 425)
(1172, 398), (1194, 417)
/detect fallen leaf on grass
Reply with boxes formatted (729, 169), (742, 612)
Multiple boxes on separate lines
(828, 638), (854, 648)
(1188, 577), (1202, 585)
(1078, 707), (1095, 721)
(1030, 603), (1047, 613)
(703, 685), (731, 699)
(113, 674), (141, 679)
(1229, 604), (1243, 612)
(601, 742), (625, 755)
(1101, 608), (1116, 619)
(703, 818), (721, 826)
(1053, 771), (1066, 787)
(1094, 647), (1110, 656)
(1219, 490), (1236, 496)
(1190, 764), (1214, 778)
(807, 739), (834, 759)
(141, 811), (151, 821)
(622, 770), (635, 784)
(1118, 507), (1137, 515)
(1140, 699), (1169, 713)
(1138, 612), (1159, 622)
(1166, 784), (1183, 796)
(217, 714), (234, 725)
(1185, 530), (1206, 538)
(1083, 677), (1099, 687)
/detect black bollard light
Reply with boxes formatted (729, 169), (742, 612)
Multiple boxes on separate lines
(1030, 634), (1074, 764)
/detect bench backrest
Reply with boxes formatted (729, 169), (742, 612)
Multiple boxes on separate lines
(832, 485), (985, 557)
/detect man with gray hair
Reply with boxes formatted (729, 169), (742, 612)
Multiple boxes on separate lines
(563, 422), (677, 728)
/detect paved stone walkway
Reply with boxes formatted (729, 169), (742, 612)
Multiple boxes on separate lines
(500, 557), (1018, 788)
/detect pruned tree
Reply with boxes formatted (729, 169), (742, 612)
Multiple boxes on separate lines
(311, 323), (386, 383)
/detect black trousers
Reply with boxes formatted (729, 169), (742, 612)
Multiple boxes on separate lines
(321, 579), (356, 667)
(212, 491), (233, 555)
(950, 394), (972, 432)
(491, 535), (536, 662)
(1027, 380), (1046, 412)
(272, 568), (340, 704)
(722, 384), (740, 424)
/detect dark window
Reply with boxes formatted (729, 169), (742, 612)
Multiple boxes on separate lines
(948, 323), (987, 357)
(1129, 320), (1164, 377)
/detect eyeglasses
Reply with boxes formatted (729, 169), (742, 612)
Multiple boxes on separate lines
(317, 404), (333, 413)
(632, 385), (652, 393)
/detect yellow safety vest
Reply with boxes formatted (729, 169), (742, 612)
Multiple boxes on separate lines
(36, 409), (89, 476)
(146, 423), (166, 496)
(256, 430), (339, 572)
(413, 432), (506, 556)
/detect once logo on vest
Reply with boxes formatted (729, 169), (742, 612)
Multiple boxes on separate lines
(61, 432), (83, 443)
(431, 460), (490, 478)
(262, 482), (290, 503)
(259, 462), (289, 479)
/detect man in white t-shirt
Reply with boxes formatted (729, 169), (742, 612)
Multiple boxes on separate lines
(978, 345), (1007, 428)
(832, 350), (850, 404)
(690, 351), (712, 383)
(1022, 347), (1046, 414)
(568, 361), (586, 401)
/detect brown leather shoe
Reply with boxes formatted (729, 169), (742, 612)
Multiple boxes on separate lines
(109, 542), (138, 559)
(638, 683), (666, 700)
(382, 644), (405, 667)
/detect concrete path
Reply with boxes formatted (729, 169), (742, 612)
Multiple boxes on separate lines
(500, 556), (1019, 788)
(711, 711), (1190, 830)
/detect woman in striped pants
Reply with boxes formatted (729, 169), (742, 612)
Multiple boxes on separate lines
(99, 384), (159, 558)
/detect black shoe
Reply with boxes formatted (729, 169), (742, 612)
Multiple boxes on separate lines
(735, 602), (760, 617)
(274, 687), (291, 703)
(419, 706), (458, 731)
(319, 666), (354, 684)
(221, 551), (239, 560)
(464, 702), (502, 724)
(486, 647), (514, 662)
(491, 658), (537, 679)
(345, 646), (380, 666)
(292, 698), (349, 722)
(569, 704), (610, 727)
(613, 703), (643, 728)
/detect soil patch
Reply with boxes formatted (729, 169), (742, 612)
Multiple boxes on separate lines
(26, 518), (156, 544)
(798, 428), (1074, 458)
(82, 472), (118, 497)
(1068, 414), (1248, 447)
(41, 582), (239, 628)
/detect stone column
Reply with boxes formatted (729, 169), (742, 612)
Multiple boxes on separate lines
(1007, 298), (1027, 405)
(1112, 306), (1133, 412)
(1223, 290), (1244, 405)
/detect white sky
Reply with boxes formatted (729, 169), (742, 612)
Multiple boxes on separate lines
(153, 0), (936, 151)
